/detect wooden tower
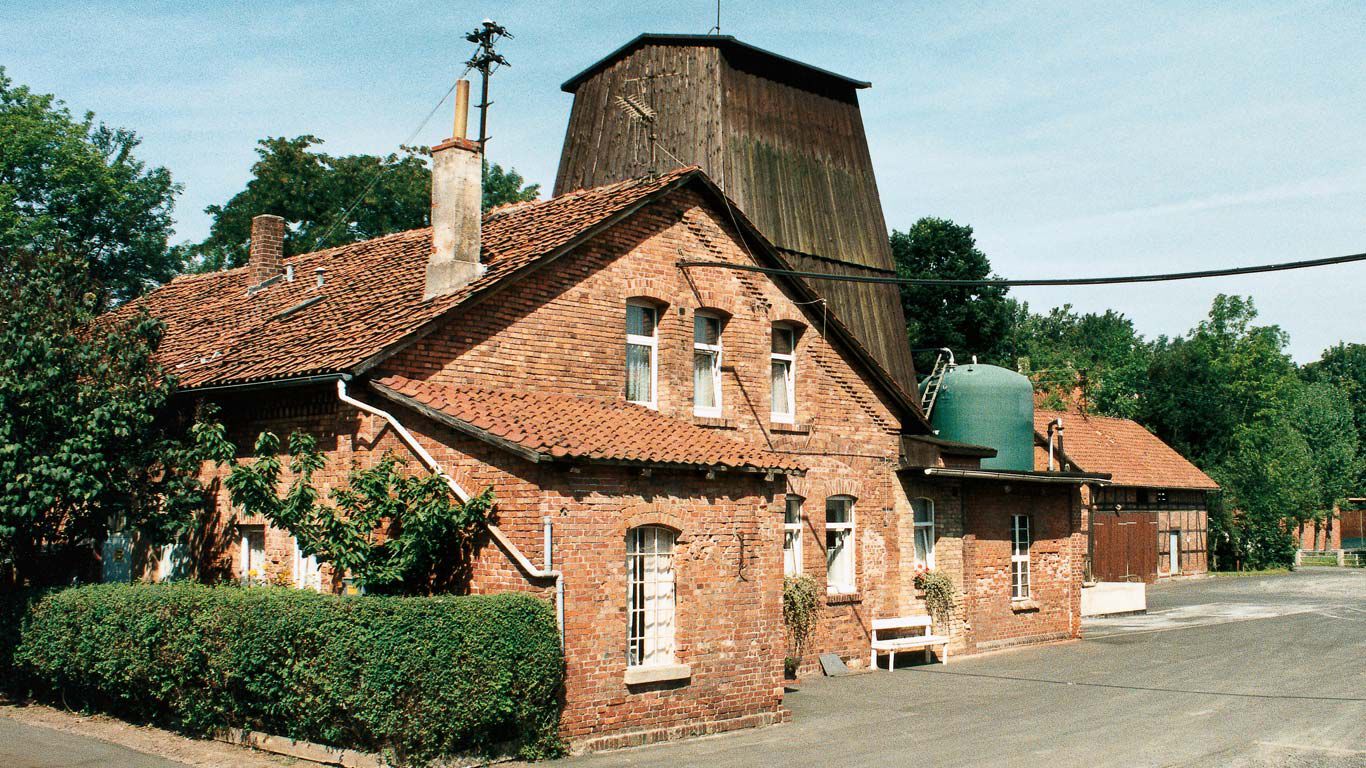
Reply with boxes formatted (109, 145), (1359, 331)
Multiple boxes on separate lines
(555, 34), (919, 397)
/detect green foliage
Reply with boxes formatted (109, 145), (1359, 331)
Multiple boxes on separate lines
(890, 218), (1016, 369)
(186, 136), (540, 272)
(1142, 295), (1299, 466)
(1290, 381), (1360, 515)
(0, 249), (202, 585)
(484, 161), (541, 212)
(0, 68), (181, 305)
(1208, 410), (1315, 569)
(1303, 342), (1366, 489)
(6, 583), (564, 764)
(781, 574), (819, 665)
(195, 425), (493, 593)
(1009, 304), (1152, 419)
(913, 569), (959, 628)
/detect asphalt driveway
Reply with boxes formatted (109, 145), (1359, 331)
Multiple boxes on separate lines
(562, 568), (1366, 768)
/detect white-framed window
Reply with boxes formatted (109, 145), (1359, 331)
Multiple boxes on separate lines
(239, 524), (266, 586)
(770, 325), (796, 423)
(783, 496), (803, 577)
(693, 312), (723, 417)
(912, 498), (935, 569)
(627, 526), (676, 667)
(1011, 514), (1031, 600)
(825, 496), (856, 594)
(157, 539), (187, 582)
(292, 537), (323, 591)
(626, 301), (658, 408)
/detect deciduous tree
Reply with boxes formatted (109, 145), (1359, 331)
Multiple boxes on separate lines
(187, 135), (540, 272)
(0, 69), (181, 305)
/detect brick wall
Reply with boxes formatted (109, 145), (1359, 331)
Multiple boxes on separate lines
(962, 481), (1084, 652)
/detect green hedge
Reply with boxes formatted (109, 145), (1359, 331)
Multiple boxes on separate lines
(4, 584), (563, 763)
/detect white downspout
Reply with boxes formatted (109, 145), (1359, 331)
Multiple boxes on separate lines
(336, 379), (565, 644)
(1047, 417), (1063, 472)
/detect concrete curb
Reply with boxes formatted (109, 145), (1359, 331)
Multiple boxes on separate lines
(214, 728), (385, 768)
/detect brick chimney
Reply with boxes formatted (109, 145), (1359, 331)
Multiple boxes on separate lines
(249, 214), (286, 285)
(424, 79), (484, 299)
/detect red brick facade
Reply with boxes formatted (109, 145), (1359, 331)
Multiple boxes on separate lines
(154, 183), (1087, 751)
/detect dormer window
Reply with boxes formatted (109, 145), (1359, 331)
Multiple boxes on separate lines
(626, 301), (658, 408)
(693, 312), (723, 417)
(771, 325), (796, 423)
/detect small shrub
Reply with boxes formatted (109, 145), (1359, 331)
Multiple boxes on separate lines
(914, 569), (959, 629)
(5, 583), (563, 764)
(782, 575), (819, 673)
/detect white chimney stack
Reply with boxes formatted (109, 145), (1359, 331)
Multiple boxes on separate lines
(424, 79), (484, 299)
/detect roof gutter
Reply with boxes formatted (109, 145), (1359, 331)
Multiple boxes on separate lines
(180, 373), (346, 395)
(922, 467), (1111, 485)
(335, 379), (565, 645)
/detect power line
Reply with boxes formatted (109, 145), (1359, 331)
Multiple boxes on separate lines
(676, 251), (1366, 287)
(307, 71), (470, 254)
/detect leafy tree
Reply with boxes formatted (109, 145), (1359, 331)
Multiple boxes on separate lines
(1290, 381), (1360, 515)
(0, 249), (202, 586)
(195, 425), (494, 594)
(1141, 295), (1298, 466)
(0, 69), (182, 305)
(187, 135), (540, 272)
(1210, 410), (1318, 570)
(1009, 304), (1151, 418)
(1303, 342), (1366, 489)
(890, 218), (1016, 370)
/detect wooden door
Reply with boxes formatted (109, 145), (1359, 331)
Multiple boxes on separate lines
(1091, 511), (1159, 582)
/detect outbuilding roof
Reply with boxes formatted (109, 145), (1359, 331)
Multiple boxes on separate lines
(560, 33), (872, 93)
(372, 374), (805, 475)
(1034, 410), (1218, 491)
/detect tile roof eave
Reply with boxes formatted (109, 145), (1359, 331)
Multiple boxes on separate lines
(1031, 427), (1220, 491)
(369, 378), (805, 476)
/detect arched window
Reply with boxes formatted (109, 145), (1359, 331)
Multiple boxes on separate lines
(693, 311), (724, 417)
(625, 300), (659, 408)
(912, 498), (935, 569)
(825, 495), (856, 594)
(770, 324), (797, 423)
(627, 526), (677, 667)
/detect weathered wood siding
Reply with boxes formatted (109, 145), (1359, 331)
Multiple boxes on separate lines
(555, 39), (920, 397)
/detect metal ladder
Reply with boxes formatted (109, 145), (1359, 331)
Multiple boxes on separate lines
(919, 348), (956, 419)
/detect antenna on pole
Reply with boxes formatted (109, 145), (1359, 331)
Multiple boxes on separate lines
(617, 69), (676, 177)
(464, 19), (511, 148)
(708, 0), (721, 34)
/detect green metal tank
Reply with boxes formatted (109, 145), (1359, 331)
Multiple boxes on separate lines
(929, 363), (1035, 471)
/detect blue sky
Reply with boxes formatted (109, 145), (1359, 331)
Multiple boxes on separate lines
(5, 1), (1363, 361)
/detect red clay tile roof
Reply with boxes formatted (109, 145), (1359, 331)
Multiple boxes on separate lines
(111, 167), (700, 389)
(372, 374), (805, 475)
(1034, 409), (1217, 490)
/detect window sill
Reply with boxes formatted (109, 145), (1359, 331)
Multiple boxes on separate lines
(826, 591), (862, 605)
(1010, 599), (1040, 613)
(770, 421), (810, 434)
(693, 416), (735, 429)
(625, 663), (692, 686)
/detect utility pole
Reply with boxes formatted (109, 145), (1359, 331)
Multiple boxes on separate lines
(465, 19), (510, 148)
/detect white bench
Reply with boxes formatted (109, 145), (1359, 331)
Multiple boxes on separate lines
(870, 615), (949, 670)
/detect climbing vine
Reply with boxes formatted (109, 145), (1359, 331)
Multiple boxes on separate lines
(195, 422), (494, 594)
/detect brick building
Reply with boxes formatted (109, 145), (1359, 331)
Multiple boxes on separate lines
(1035, 409), (1218, 582)
(115, 40), (1105, 751)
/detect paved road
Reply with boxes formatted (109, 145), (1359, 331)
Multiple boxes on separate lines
(0, 718), (187, 768)
(562, 568), (1366, 768)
